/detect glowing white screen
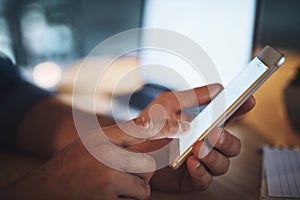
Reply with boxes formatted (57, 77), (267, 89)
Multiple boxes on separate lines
(141, 0), (256, 89)
(179, 57), (268, 155)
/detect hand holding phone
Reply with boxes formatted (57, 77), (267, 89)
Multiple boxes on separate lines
(170, 46), (285, 169)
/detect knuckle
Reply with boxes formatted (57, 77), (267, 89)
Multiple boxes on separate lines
(197, 167), (207, 179)
(166, 119), (179, 134)
(137, 180), (151, 200)
(193, 173), (213, 191)
(194, 164), (208, 180)
(202, 150), (218, 164)
(134, 117), (149, 127)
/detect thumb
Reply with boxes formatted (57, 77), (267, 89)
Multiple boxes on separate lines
(92, 143), (157, 173)
(103, 118), (191, 147)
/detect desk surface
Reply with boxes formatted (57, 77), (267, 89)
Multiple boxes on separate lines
(0, 121), (268, 200)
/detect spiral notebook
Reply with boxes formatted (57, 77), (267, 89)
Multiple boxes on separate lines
(261, 146), (300, 199)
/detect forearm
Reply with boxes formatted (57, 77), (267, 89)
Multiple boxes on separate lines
(16, 96), (115, 157)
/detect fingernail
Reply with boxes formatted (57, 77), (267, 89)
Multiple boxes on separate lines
(194, 161), (201, 169)
(134, 117), (150, 128)
(208, 84), (223, 98)
(219, 132), (226, 144)
(199, 143), (210, 159)
(140, 117), (148, 127)
(208, 128), (224, 146)
(172, 121), (191, 138)
(179, 121), (191, 132)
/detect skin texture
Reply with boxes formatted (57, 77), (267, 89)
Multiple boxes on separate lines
(0, 84), (255, 199)
(1, 140), (154, 200)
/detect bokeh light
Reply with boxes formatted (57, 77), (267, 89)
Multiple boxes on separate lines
(33, 61), (62, 89)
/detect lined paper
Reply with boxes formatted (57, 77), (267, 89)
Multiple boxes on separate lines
(263, 146), (300, 198)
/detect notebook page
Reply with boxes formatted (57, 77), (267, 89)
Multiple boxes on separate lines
(263, 146), (300, 198)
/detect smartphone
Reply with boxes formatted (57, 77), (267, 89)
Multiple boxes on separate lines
(169, 45), (285, 170)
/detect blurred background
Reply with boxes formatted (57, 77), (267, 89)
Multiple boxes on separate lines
(0, 0), (299, 88)
(1, 0), (143, 66)
(0, 0), (300, 143)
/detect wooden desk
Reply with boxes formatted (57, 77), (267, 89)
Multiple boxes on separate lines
(0, 121), (268, 200)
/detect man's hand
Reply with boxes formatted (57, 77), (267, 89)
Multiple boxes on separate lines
(2, 117), (192, 200)
(150, 128), (243, 192)
(11, 83), (255, 197)
(138, 83), (255, 192)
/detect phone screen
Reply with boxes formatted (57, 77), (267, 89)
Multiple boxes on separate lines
(178, 57), (269, 156)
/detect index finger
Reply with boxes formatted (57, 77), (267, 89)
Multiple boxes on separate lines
(93, 143), (157, 173)
(103, 118), (190, 147)
(164, 83), (223, 111)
